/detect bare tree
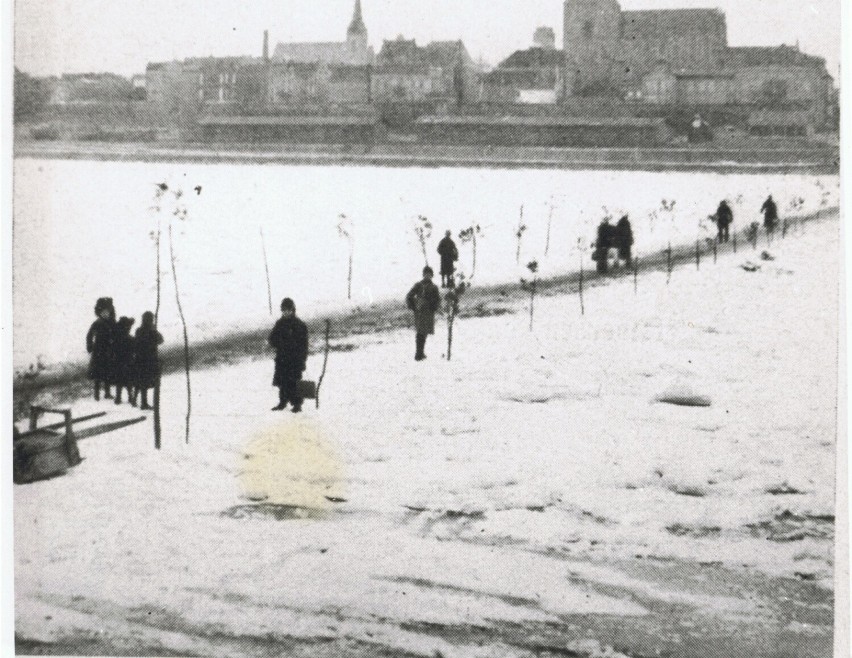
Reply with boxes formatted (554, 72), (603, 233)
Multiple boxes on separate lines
(544, 197), (555, 257)
(168, 189), (192, 444)
(522, 260), (539, 331)
(413, 215), (433, 267)
(515, 205), (527, 265)
(259, 226), (272, 315)
(458, 223), (483, 281)
(337, 214), (355, 300)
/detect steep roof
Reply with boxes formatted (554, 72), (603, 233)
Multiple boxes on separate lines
(725, 45), (826, 69)
(497, 47), (564, 69)
(348, 0), (367, 36)
(377, 38), (423, 65)
(377, 38), (468, 70)
(272, 42), (372, 66)
(622, 8), (727, 35)
(424, 40), (467, 67)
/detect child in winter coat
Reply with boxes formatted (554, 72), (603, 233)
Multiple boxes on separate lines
(111, 316), (136, 405)
(86, 297), (116, 401)
(133, 311), (163, 410)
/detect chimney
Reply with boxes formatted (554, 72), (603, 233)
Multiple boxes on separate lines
(263, 30), (269, 62)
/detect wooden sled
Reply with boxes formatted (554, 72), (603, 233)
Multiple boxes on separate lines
(299, 319), (331, 409)
(13, 406), (146, 484)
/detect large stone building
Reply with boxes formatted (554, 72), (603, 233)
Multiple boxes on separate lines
(562, 0), (833, 118)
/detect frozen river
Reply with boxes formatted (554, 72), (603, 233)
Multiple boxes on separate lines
(12, 158), (838, 369)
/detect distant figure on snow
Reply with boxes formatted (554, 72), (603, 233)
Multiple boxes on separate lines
(86, 297), (116, 401)
(615, 215), (634, 266)
(761, 195), (778, 236)
(716, 200), (733, 244)
(593, 217), (614, 274)
(133, 311), (163, 410)
(437, 230), (459, 288)
(269, 298), (309, 413)
(111, 316), (136, 405)
(406, 266), (441, 361)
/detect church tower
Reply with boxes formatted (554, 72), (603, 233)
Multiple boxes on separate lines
(563, 0), (622, 95)
(347, 0), (368, 53)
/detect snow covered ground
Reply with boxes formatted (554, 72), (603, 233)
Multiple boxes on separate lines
(14, 214), (839, 657)
(12, 157), (838, 369)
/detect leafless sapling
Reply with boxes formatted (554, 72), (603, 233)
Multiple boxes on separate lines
(458, 224), (482, 281)
(413, 215), (433, 267)
(259, 226), (273, 315)
(337, 214), (355, 300)
(544, 197), (555, 257)
(148, 183), (168, 450)
(444, 273), (467, 361)
(515, 205), (527, 265)
(660, 199), (677, 284)
(522, 260), (539, 331)
(168, 188), (192, 444)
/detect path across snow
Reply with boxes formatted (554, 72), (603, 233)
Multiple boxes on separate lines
(14, 215), (839, 658)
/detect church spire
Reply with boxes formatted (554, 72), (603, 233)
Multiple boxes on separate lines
(348, 0), (367, 37)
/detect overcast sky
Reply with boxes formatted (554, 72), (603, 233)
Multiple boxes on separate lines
(14, 0), (841, 80)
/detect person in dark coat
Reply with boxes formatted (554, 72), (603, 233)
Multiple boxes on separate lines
(86, 297), (116, 401)
(406, 266), (441, 361)
(436, 230), (459, 288)
(761, 195), (778, 235)
(269, 298), (309, 412)
(111, 316), (136, 405)
(594, 218), (614, 274)
(133, 311), (163, 410)
(615, 215), (634, 266)
(716, 200), (733, 243)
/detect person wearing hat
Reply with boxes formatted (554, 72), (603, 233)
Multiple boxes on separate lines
(111, 316), (136, 405)
(437, 230), (459, 288)
(269, 298), (309, 412)
(615, 214), (634, 266)
(133, 311), (163, 410)
(715, 199), (734, 244)
(405, 266), (441, 361)
(760, 194), (779, 236)
(86, 297), (116, 401)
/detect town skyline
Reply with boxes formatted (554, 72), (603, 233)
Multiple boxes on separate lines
(15, 0), (841, 81)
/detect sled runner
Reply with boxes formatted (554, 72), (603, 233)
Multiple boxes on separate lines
(13, 406), (147, 484)
(13, 406), (83, 484)
(300, 319), (331, 409)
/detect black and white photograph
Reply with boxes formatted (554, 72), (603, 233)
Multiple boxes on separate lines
(4, 0), (847, 656)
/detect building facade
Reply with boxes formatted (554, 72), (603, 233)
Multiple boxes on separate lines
(373, 38), (476, 104)
(562, 0), (834, 126)
(482, 41), (565, 104)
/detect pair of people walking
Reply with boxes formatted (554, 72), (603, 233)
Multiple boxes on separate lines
(594, 215), (633, 273)
(86, 297), (163, 409)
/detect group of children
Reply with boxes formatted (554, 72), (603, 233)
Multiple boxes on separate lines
(86, 297), (163, 409)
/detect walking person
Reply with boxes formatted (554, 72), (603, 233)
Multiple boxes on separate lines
(716, 200), (733, 244)
(111, 316), (136, 405)
(133, 311), (163, 410)
(269, 298), (309, 413)
(593, 217), (614, 274)
(615, 214), (634, 266)
(406, 266), (441, 361)
(437, 230), (459, 288)
(761, 195), (779, 237)
(86, 297), (116, 401)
